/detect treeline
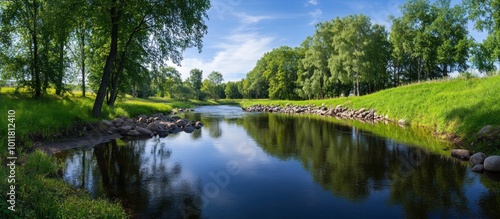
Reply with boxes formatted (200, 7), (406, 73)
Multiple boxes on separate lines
(2, 0), (500, 107)
(0, 0), (210, 116)
(220, 0), (500, 100)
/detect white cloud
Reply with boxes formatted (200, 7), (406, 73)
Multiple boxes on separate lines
(234, 12), (274, 24)
(170, 12), (276, 82)
(306, 0), (319, 6)
(173, 33), (274, 82)
(309, 9), (323, 25)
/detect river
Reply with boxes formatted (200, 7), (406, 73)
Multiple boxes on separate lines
(55, 105), (500, 218)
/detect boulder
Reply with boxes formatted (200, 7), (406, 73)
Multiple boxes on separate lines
(113, 118), (124, 124)
(102, 120), (114, 127)
(118, 125), (133, 133)
(135, 127), (153, 136)
(470, 152), (487, 165)
(472, 164), (484, 172)
(484, 156), (500, 172)
(176, 119), (187, 127)
(165, 122), (179, 131)
(147, 122), (164, 132)
(479, 125), (493, 134)
(126, 130), (140, 136)
(184, 125), (195, 133)
(451, 149), (471, 160)
(138, 115), (148, 123)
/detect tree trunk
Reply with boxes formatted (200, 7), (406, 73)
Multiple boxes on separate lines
(92, 2), (121, 117)
(108, 49), (127, 106)
(56, 39), (65, 96)
(33, 0), (41, 98)
(81, 27), (86, 97)
(356, 75), (360, 96)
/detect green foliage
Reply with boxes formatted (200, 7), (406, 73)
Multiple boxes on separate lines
(225, 81), (243, 99)
(201, 71), (225, 100)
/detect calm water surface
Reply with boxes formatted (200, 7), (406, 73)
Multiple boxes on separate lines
(56, 105), (500, 218)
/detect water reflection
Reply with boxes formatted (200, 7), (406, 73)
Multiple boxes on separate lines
(56, 106), (500, 218)
(57, 139), (203, 218)
(241, 113), (492, 218)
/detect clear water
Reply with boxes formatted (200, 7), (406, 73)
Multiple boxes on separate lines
(55, 105), (500, 219)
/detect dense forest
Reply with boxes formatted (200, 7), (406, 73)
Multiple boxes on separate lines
(1, 0), (500, 107)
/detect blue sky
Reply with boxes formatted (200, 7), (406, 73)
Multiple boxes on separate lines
(171, 0), (488, 82)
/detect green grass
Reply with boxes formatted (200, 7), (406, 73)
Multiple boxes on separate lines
(238, 76), (500, 153)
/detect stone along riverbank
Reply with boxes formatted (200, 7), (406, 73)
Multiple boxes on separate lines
(42, 111), (204, 154)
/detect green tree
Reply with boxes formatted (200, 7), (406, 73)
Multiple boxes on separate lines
(301, 21), (337, 99)
(264, 46), (301, 100)
(225, 81), (243, 99)
(91, 0), (210, 116)
(187, 68), (203, 100)
(466, 0), (500, 68)
(201, 71), (224, 100)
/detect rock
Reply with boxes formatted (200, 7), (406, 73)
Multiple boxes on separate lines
(126, 130), (140, 136)
(484, 156), (500, 172)
(451, 149), (471, 160)
(165, 122), (179, 131)
(176, 119), (187, 127)
(147, 122), (164, 132)
(138, 115), (148, 123)
(479, 125), (493, 134)
(472, 164), (484, 172)
(470, 152), (487, 165)
(184, 125), (195, 133)
(102, 120), (113, 127)
(135, 126), (153, 136)
(118, 125), (132, 133)
(113, 118), (124, 124)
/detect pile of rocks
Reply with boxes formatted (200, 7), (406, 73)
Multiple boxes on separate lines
(243, 104), (391, 123)
(101, 113), (204, 137)
(451, 149), (500, 172)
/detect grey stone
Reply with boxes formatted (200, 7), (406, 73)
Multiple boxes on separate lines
(126, 130), (140, 136)
(135, 127), (153, 136)
(484, 156), (500, 172)
(176, 119), (187, 127)
(470, 152), (487, 165)
(118, 125), (132, 133)
(472, 164), (484, 172)
(113, 118), (124, 124)
(184, 125), (195, 133)
(479, 125), (493, 135)
(147, 122), (164, 132)
(102, 120), (113, 127)
(451, 149), (471, 160)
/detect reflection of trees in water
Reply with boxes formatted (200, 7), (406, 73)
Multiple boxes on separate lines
(243, 113), (472, 217)
(202, 117), (222, 139)
(61, 139), (203, 218)
(478, 174), (500, 218)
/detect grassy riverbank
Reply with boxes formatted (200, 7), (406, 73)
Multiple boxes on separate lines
(0, 87), (231, 218)
(239, 75), (500, 154)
